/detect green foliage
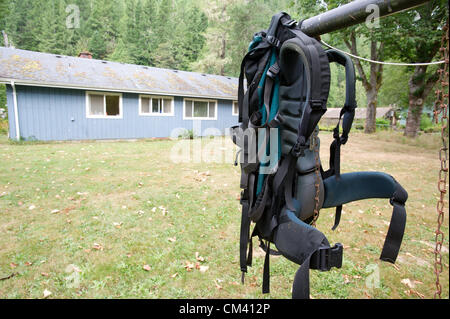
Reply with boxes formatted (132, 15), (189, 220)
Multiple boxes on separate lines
(0, 84), (6, 108)
(378, 66), (409, 110)
(0, 119), (7, 135)
(375, 118), (390, 131)
(3, 0), (207, 70)
(420, 113), (434, 132)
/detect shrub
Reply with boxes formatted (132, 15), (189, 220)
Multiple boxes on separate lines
(376, 118), (391, 131)
(0, 118), (8, 136)
(420, 113), (434, 132)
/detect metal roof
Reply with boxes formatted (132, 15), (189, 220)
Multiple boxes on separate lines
(0, 47), (238, 100)
(322, 107), (394, 119)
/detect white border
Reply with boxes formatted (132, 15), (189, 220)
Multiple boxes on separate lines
(86, 91), (123, 119)
(232, 101), (239, 116)
(183, 98), (218, 121)
(139, 94), (174, 117)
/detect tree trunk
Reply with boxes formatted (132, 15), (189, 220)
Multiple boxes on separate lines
(404, 98), (423, 137)
(404, 65), (436, 138)
(220, 36), (226, 76)
(345, 34), (383, 134)
(365, 87), (377, 133)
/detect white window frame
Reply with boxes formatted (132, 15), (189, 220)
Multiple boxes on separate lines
(232, 101), (239, 116)
(183, 98), (218, 120)
(139, 95), (174, 117)
(86, 91), (123, 119)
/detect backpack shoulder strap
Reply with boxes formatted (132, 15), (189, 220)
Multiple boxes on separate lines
(322, 49), (357, 230)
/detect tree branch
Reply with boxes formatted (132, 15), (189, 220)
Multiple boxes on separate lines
(423, 70), (439, 99)
(345, 32), (370, 91)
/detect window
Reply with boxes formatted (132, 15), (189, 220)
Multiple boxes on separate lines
(86, 92), (122, 118)
(139, 95), (174, 116)
(184, 99), (217, 120)
(232, 101), (239, 116)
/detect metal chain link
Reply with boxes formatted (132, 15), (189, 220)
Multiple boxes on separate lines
(433, 22), (449, 299)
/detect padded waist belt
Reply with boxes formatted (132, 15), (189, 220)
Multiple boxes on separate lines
(323, 172), (396, 208)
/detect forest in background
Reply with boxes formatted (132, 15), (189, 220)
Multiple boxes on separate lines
(0, 0), (448, 136)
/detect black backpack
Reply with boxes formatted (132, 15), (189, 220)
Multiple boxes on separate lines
(231, 12), (408, 299)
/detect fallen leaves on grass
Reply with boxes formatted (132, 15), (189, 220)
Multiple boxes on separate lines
(92, 243), (104, 251)
(198, 265), (209, 273)
(403, 289), (425, 298)
(43, 289), (52, 298)
(401, 278), (423, 289)
(113, 222), (123, 229)
(184, 261), (195, 271)
(143, 264), (151, 271)
(214, 279), (223, 290)
(195, 252), (204, 262)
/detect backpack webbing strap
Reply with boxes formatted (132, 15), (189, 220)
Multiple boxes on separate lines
(262, 240), (271, 294)
(380, 182), (408, 263)
(239, 173), (256, 282)
(239, 189), (251, 278)
(292, 243), (343, 299)
(380, 201), (406, 263)
(331, 205), (342, 231)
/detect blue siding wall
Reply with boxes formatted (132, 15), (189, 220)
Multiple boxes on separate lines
(7, 85), (239, 141)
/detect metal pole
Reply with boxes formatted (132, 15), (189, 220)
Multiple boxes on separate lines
(300, 0), (431, 37)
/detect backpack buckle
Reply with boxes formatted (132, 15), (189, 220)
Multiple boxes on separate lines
(266, 35), (281, 48)
(283, 19), (297, 28)
(310, 100), (324, 110)
(266, 63), (280, 79)
(310, 243), (343, 271)
(291, 137), (307, 157)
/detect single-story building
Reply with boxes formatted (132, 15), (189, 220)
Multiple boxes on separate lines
(321, 106), (396, 126)
(0, 47), (239, 141)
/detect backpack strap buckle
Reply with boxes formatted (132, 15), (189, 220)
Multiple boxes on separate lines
(310, 243), (343, 271)
(310, 99), (325, 110)
(266, 35), (281, 48)
(291, 136), (307, 157)
(266, 63), (280, 79)
(282, 19), (297, 28)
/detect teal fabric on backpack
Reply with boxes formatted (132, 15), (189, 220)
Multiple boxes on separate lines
(256, 48), (281, 195)
(248, 35), (263, 51)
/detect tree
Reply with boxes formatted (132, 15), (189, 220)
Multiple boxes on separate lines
(86, 0), (120, 59)
(386, 0), (448, 137)
(172, 4), (208, 71)
(191, 0), (236, 75)
(291, 0), (425, 133)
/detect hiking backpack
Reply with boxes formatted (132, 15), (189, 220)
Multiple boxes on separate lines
(231, 12), (408, 299)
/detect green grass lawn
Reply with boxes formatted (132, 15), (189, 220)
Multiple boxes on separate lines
(0, 131), (448, 299)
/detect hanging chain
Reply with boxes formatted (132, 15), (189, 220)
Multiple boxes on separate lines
(433, 22), (449, 299)
(311, 128), (321, 227)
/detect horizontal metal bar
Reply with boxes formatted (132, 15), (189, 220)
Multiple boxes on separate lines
(300, 0), (430, 37)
